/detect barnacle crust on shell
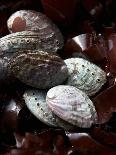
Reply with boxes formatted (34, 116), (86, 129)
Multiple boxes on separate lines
(64, 58), (106, 96)
(8, 51), (68, 89)
(7, 10), (64, 52)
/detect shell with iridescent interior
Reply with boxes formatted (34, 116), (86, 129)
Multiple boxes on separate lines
(46, 85), (98, 128)
(23, 89), (75, 130)
(8, 51), (68, 89)
(64, 58), (106, 96)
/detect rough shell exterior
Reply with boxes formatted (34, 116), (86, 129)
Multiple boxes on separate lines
(46, 85), (98, 128)
(8, 51), (68, 89)
(23, 89), (57, 127)
(0, 30), (60, 80)
(0, 31), (62, 60)
(23, 89), (75, 130)
(64, 58), (106, 96)
(7, 10), (64, 52)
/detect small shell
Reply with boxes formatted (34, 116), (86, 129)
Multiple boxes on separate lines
(8, 51), (68, 89)
(23, 89), (57, 127)
(23, 89), (75, 130)
(64, 58), (106, 96)
(7, 10), (64, 52)
(46, 85), (98, 128)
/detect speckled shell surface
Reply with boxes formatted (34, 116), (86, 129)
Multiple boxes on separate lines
(23, 89), (75, 130)
(23, 89), (58, 127)
(0, 30), (60, 80)
(7, 10), (64, 52)
(46, 85), (98, 128)
(64, 58), (106, 96)
(8, 51), (68, 89)
(0, 31), (61, 60)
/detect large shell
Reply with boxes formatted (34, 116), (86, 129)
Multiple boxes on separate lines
(23, 89), (75, 130)
(46, 85), (98, 128)
(0, 30), (58, 80)
(64, 58), (106, 96)
(8, 51), (68, 89)
(7, 10), (64, 52)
